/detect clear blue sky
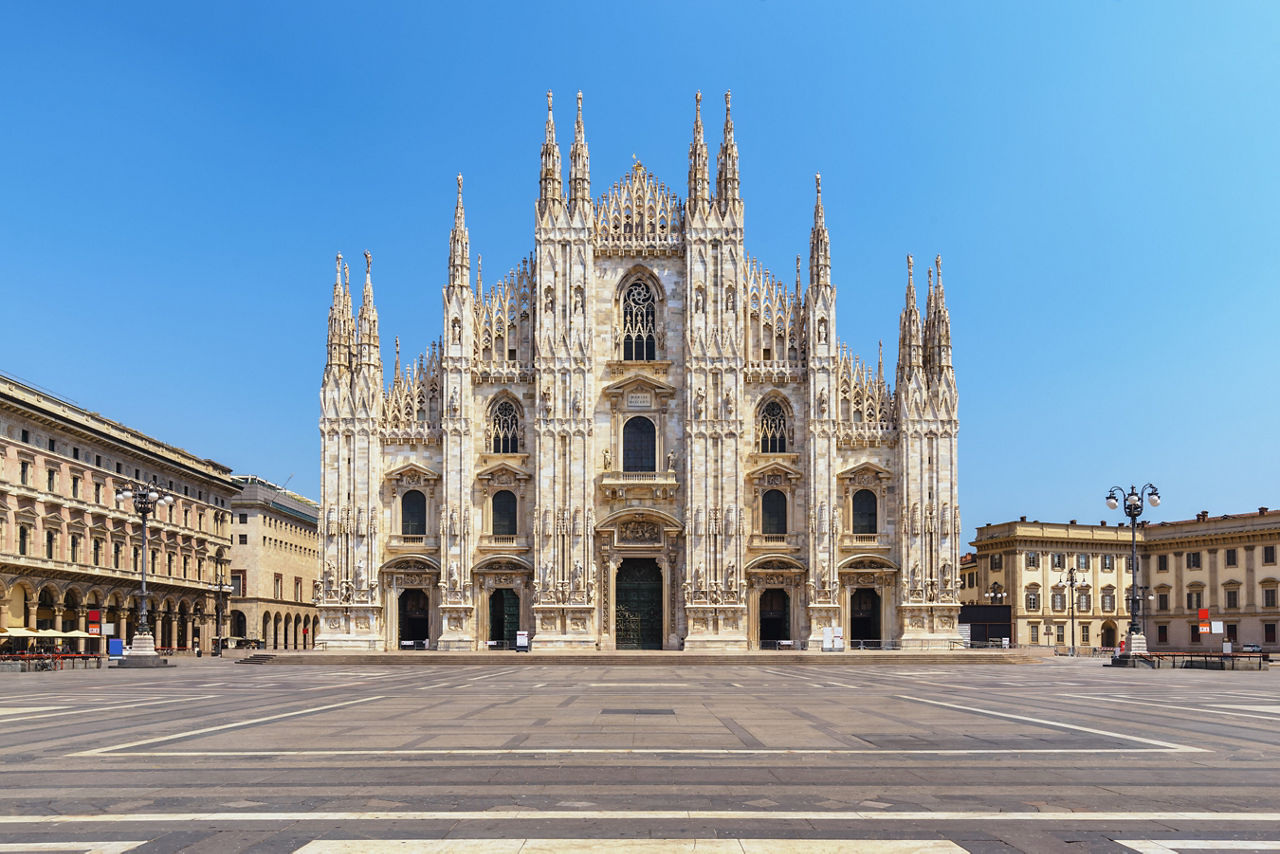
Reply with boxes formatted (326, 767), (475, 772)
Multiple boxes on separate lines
(3, 2), (1277, 543)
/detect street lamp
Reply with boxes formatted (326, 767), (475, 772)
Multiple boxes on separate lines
(213, 562), (233, 657)
(985, 582), (1005, 604)
(1105, 483), (1160, 656)
(115, 481), (174, 663)
(1058, 563), (1082, 657)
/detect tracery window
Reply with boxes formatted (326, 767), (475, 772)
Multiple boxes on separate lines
(622, 416), (656, 472)
(492, 490), (517, 536)
(851, 489), (877, 534)
(401, 490), (426, 536)
(621, 281), (657, 360)
(490, 400), (520, 454)
(758, 400), (787, 453)
(762, 489), (787, 535)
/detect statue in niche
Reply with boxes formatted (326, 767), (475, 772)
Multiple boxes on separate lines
(817, 387), (828, 416)
(573, 287), (583, 315)
(448, 507), (458, 536)
(693, 563), (705, 590)
(312, 579), (323, 601)
(543, 509), (552, 537)
(911, 564), (922, 590)
(603, 448), (612, 470)
(571, 560), (583, 590)
(694, 387), (706, 418)
(694, 288), (704, 313)
(666, 450), (676, 471)
(572, 391), (582, 415)
(323, 562), (335, 591)
(448, 561), (460, 589)
(354, 560), (366, 589)
(340, 579), (353, 603)
(723, 391), (734, 418)
(449, 389), (459, 416)
(817, 318), (827, 343)
(541, 387), (553, 417)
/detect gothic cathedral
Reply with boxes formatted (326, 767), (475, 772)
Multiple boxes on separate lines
(317, 92), (962, 652)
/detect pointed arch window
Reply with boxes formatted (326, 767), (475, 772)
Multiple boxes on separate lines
(762, 490), (787, 535)
(758, 400), (788, 453)
(621, 280), (657, 360)
(492, 490), (517, 536)
(489, 400), (520, 454)
(622, 416), (657, 472)
(852, 489), (877, 534)
(401, 490), (426, 536)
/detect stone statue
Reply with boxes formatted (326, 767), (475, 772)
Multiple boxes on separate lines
(666, 450), (675, 471)
(364, 249), (372, 273)
(354, 560), (366, 589)
(603, 448), (612, 469)
(448, 561), (460, 589)
(694, 387), (706, 418)
(449, 389), (459, 416)
(323, 561), (335, 590)
(312, 579), (323, 601)
(571, 560), (583, 590)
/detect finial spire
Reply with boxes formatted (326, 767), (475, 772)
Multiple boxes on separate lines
(716, 89), (740, 204)
(539, 90), (564, 206)
(808, 173), (831, 287)
(364, 249), (372, 282)
(449, 173), (470, 290)
(688, 90), (710, 207)
(569, 89), (591, 209)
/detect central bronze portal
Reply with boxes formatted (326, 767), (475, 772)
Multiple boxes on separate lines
(615, 558), (662, 649)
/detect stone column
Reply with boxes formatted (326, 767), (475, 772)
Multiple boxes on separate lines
(76, 609), (87, 653)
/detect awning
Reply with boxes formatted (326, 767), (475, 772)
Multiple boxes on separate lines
(0, 628), (37, 638)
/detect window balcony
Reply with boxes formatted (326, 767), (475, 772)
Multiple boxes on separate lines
(387, 534), (438, 552)
(747, 533), (802, 552)
(600, 469), (679, 501)
(840, 532), (888, 550)
(478, 534), (530, 551)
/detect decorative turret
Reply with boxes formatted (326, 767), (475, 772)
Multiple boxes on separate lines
(715, 90), (740, 206)
(896, 254), (923, 388)
(448, 174), (470, 291)
(539, 90), (563, 210)
(926, 254), (955, 400)
(356, 250), (380, 371)
(325, 252), (351, 377)
(569, 91), (591, 212)
(688, 91), (710, 211)
(809, 173), (831, 288)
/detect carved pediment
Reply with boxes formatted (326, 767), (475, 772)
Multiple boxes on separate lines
(385, 462), (440, 487)
(602, 374), (677, 405)
(837, 462), (893, 486)
(476, 462), (530, 486)
(747, 460), (804, 484)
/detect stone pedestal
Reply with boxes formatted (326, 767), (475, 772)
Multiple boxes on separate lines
(115, 631), (169, 668)
(1127, 631), (1148, 654)
(683, 605), (748, 651)
(436, 605), (476, 651)
(898, 603), (962, 649)
(530, 606), (597, 649)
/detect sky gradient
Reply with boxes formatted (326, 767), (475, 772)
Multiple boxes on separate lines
(3, 1), (1277, 543)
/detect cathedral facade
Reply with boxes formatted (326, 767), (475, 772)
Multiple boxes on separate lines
(316, 92), (962, 652)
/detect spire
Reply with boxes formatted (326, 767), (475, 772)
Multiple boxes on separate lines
(688, 91), (710, 209)
(877, 340), (885, 385)
(715, 90), (740, 204)
(357, 250), (380, 371)
(393, 336), (402, 384)
(539, 90), (563, 207)
(809, 173), (831, 288)
(326, 251), (351, 374)
(569, 90), (591, 210)
(897, 254), (923, 384)
(449, 173), (470, 290)
(933, 254), (952, 371)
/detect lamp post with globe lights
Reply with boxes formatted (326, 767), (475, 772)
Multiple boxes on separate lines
(116, 481), (174, 665)
(1105, 483), (1160, 656)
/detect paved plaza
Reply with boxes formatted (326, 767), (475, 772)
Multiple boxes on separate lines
(1, 657), (1278, 852)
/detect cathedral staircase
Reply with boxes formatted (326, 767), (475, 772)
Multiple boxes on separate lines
(236, 653), (277, 665)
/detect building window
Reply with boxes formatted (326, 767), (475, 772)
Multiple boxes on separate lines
(757, 400), (788, 453)
(92, 539), (102, 566)
(1101, 591), (1116, 612)
(991, 554), (1003, 571)
(1225, 589), (1239, 609)
(1056, 625), (1065, 644)
(273, 574), (283, 599)
(1186, 552), (1201, 569)
(1225, 548), (1238, 567)
(1157, 624), (1169, 644)
(1157, 592), (1169, 611)
(401, 490), (426, 535)
(1264, 588), (1278, 609)
(622, 416), (656, 472)
(47, 437), (55, 451)
(45, 530), (56, 559)
(1052, 553), (1065, 569)
(1025, 591), (1040, 611)
(294, 578), (302, 602)
(1030, 625), (1039, 644)
(182, 556), (190, 578)
(1077, 592), (1091, 611)
(1101, 554), (1114, 570)
(47, 469), (56, 491)
(20, 429), (28, 443)
(239, 513), (248, 524)
(166, 553), (174, 575)
(1265, 546), (1276, 565)
(94, 483), (102, 503)
(1080, 624), (1090, 644)
(113, 542), (121, 568)
(1226, 623), (1239, 642)
(239, 534), (248, 545)
(762, 489), (787, 535)
(1158, 554), (1169, 572)
(18, 527), (28, 556)
(1190, 623), (1201, 643)
(1186, 590), (1204, 609)
(492, 490), (517, 536)
(621, 280), (657, 360)
(71, 476), (80, 499)
(1076, 553), (1088, 570)
(1025, 552), (1040, 568)
(851, 489), (877, 534)
(69, 534), (80, 563)
(489, 399), (521, 454)
(1051, 591), (1066, 611)
(20, 461), (29, 485)
(1266, 623), (1277, 644)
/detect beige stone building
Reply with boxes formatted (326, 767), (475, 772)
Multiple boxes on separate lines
(0, 374), (236, 653)
(226, 476), (321, 650)
(318, 92), (963, 652)
(969, 509), (1280, 651)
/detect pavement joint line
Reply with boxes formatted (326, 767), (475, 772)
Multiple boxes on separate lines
(88, 746), (1192, 757)
(896, 695), (1207, 753)
(67, 695), (386, 756)
(0, 695), (215, 724)
(1062, 693), (1280, 722)
(4, 810), (1280, 825)
(1117, 842), (1280, 852)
